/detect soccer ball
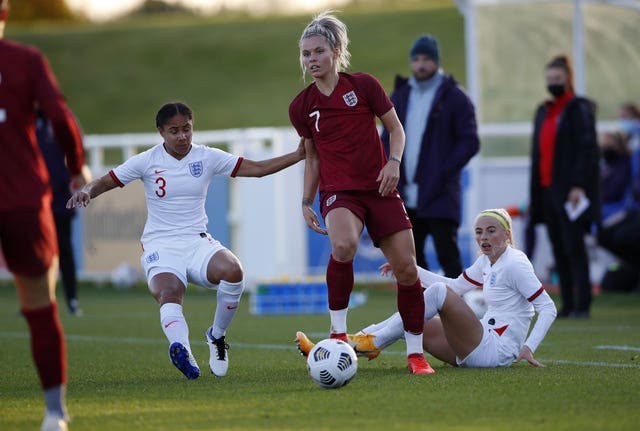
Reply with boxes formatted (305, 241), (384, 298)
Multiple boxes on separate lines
(463, 289), (487, 319)
(306, 338), (358, 389)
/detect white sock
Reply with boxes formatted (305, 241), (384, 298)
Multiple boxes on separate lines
(44, 385), (67, 419)
(424, 282), (448, 321)
(211, 280), (244, 339)
(405, 332), (424, 356)
(371, 312), (405, 349)
(160, 303), (191, 351)
(359, 312), (402, 335)
(404, 283), (447, 356)
(329, 308), (348, 334)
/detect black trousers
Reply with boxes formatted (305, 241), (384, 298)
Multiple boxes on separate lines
(54, 212), (78, 306)
(406, 208), (462, 278)
(597, 209), (640, 267)
(540, 189), (592, 314)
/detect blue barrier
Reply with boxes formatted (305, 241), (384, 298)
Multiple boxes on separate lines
(251, 280), (328, 315)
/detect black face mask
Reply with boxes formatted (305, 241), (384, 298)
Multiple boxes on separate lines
(602, 148), (620, 163)
(547, 84), (565, 98)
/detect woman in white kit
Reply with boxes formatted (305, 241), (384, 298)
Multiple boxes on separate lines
(67, 102), (305, 380)
(298, 208), (557, 368)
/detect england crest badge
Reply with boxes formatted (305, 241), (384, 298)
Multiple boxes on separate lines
(189, 161), (203, 177)
(342, 91), (358, 107)
(145, 251), (159, 264)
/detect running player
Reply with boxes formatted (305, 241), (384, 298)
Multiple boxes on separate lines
(297, 208), (558, 368)
(0, 1), (88, 429)
(289, 11), (431, 374)
(67, 102), (305, 380)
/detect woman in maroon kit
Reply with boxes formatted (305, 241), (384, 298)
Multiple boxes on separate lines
(0, 1), (88, 429)
(290, 11), (432, 375)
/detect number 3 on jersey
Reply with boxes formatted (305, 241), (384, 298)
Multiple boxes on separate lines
(155, 176), (166, 198)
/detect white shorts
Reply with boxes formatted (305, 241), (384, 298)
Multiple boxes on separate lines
(140, 232), (227, 289)
(456, 328), (515, 368)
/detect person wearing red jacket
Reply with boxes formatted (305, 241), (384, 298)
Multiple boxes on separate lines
(528, 55), (599, 319)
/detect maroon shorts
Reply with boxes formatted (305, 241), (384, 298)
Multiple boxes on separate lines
(319, 189), (412, 246)
(0, 206), (58, 276)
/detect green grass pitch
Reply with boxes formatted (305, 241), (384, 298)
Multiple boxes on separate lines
(1, 283), (639, 430)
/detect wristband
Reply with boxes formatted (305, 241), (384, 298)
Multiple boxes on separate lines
(388, 156), (401, 164)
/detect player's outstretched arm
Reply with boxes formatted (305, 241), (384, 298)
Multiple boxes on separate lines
(234, 138), (305, 178)
(70, 164), (93, 191)
(66, 173), (118, 208)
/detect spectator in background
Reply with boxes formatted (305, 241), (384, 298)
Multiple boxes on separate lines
(381, 34), (480, 278)
(528, 55), (600, 319)
(598, 132), (632, 224)
(596, 131), (640, 278)
(0, 1), (87, 429)
(36, 110), (91, 316)
(592, 106), (640, 295)
(618, 102), (640, 205)
(618, 102), (640, 147)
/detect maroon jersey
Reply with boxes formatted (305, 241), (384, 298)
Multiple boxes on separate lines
(289, 72), (393, 193)
(0, 39), (84, 211)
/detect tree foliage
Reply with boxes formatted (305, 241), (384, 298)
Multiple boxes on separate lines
(130, 0), (193, 16)
(6, 0), (76, 21)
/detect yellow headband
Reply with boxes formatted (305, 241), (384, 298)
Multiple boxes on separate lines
(477, 211), (510, 231)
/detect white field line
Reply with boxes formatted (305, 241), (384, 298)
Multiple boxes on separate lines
(595, 345), (640, 351)
(2, 331), (640, 368)
(539, 359), (640, 368)
(550, 326), (639, 331)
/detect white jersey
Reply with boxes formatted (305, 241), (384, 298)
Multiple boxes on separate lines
(418, 246), (556, 360)
(110, 143), (242, 245)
